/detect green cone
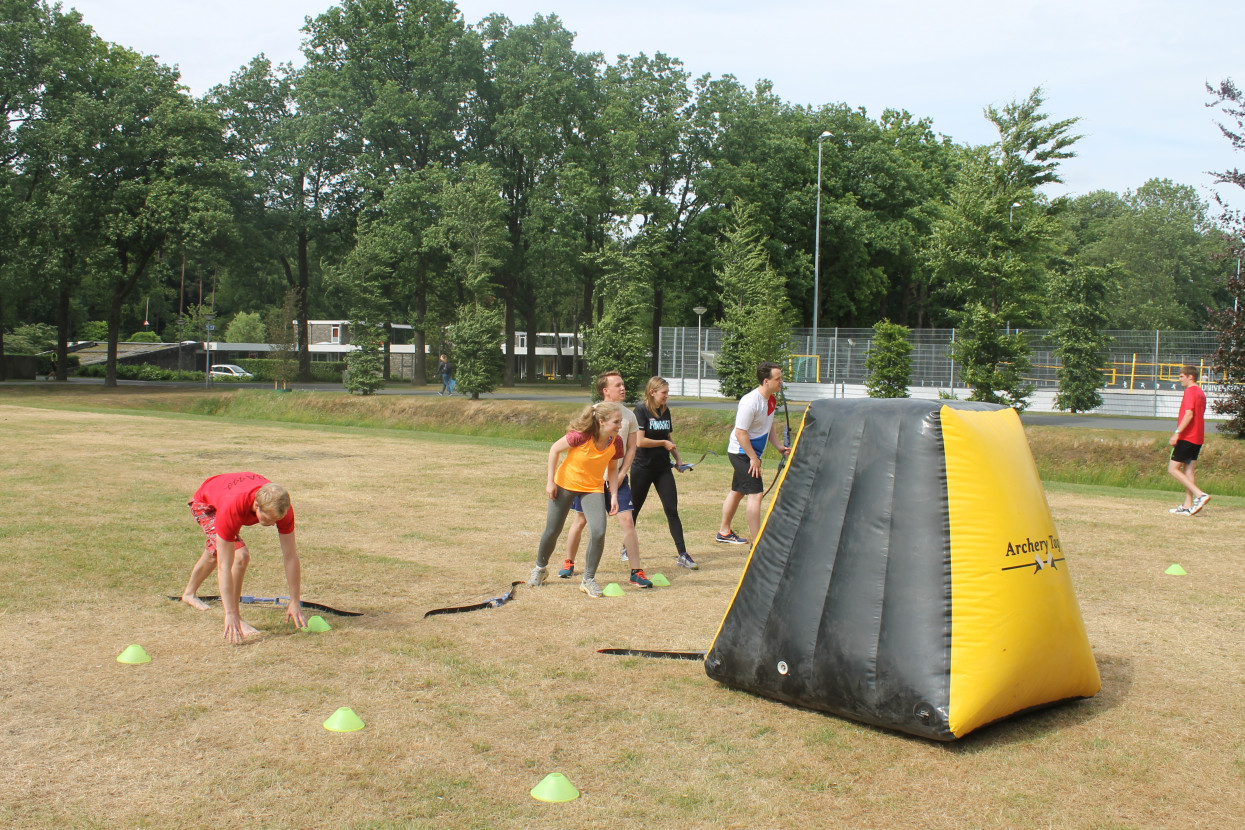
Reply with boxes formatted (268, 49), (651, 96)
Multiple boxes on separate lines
(1164, 563), (1187, 576)
(650, 573), (671, 587)
(602, 582), (626, 597)
(116, 644), (151, 664)
(305, 615), (332, 633)
(323, 707), (365, 732)
(530, 772), (580, 802)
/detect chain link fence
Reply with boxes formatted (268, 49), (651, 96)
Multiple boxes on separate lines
(659, 326), (1224, 417)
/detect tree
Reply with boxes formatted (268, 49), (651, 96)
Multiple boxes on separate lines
(210, 57), (353, 382)
(344, 319), (385, 395)
(1207, 78), (1245, 435)
(264, 289), (299, 389)
(446, 304), (504, 399)
(53, 44), (236, 386)
(949, 302), (1033, 411)
(925, 89), (1079, 326)
(224, 311), (266, 343)
(474, 13), (600, 385)
(1, 0), (97, 379)
(1050, 265), (1110, 413)
(1075, 180), (1224, 329)
(865, 320), (912, 398)
(435, 164), (508, 399)
(714, 201), (792, 399)
(582, 244), (652, 400)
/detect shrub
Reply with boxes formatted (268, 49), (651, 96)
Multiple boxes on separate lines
(128, 331), (162, 343)
(865, 320), (913, 398)
(79, 321), (109, 341)
(234, 359), (347, 384)
(75, 363), (205, 382)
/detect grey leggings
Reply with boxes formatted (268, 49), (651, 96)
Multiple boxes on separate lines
(536, 487), (608, 578)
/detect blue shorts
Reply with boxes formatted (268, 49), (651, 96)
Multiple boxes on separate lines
(573, 476), (634, 513)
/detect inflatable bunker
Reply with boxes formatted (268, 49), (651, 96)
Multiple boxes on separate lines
(705, 398), (1099, 740)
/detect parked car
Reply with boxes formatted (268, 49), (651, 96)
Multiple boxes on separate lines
(208, 363), (254, 380)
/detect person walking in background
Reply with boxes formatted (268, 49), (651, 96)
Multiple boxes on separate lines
(630, 376), (697, 570)
(435, 353), (453, 395)
(717, 362), (789, 547)
(529, 402), (624, 598)
(1168, 364), (1210, 515)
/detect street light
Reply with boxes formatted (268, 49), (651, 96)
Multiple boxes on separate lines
(813, 130), (833, 379)
(1009, 201), (1021, 225)
(693, 306), (707, 399)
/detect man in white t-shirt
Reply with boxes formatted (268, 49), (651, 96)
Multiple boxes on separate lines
(716, 362), (788, 547)
(558, 370), (653, 588)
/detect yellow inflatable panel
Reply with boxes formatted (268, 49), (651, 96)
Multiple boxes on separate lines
(941, 406), (1100, 737)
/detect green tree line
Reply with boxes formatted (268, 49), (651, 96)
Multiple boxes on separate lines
(2, 0), (1238, 388)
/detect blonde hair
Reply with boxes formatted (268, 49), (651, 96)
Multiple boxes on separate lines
(643, 376), (670, 413)
(568, 401), (623, 438)
(254, 483), (290, 518)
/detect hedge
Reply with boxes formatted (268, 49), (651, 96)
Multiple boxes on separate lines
(235, 358), (347, 383)
(76, 364), (205, 382)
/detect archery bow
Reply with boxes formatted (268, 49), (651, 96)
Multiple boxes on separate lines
(424, 582), (522, 618)
(168, 595), (363, 616)
(674, 449), (718, 472)
(762, 390), (793, 498)
(597, 648), (707, 661)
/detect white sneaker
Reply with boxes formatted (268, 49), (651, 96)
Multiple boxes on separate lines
(528, 566), (547, 587)
(580, 577), (603, 598)
(1171, 506), (1192, 516)
(1190, 493), (1211, 515)
(619, 546), (629, 562)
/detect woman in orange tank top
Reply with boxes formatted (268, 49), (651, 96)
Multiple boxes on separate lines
(528, 402), (624, 598)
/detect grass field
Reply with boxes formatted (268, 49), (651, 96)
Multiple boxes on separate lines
(2, 389), (1243, 829)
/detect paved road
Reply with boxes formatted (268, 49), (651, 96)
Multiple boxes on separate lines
(7, 376), (1211, 433)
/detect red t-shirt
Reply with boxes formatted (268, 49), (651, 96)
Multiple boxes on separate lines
(1178, 384), (1206, 445)
(192, 472), (295, 541)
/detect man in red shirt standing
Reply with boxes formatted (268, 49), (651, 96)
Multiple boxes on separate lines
(180, 472), (307, 643)
(1168, 366), (1211, 516)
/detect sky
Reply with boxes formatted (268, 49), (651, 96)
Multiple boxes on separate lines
(67, 0), (1245, 213)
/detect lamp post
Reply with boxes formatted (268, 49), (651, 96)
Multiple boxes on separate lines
(1009, 201), (1021, 225)
(813, 130), (833, 379)
(693, 306), (707, 399)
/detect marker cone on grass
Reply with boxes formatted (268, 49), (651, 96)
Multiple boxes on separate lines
(305, 615), (332, 633)
(602, 583), (626, 597)
(1165, 563), (1187, 576)
(650, 573), (671, 587)
(116, 644), (151, 664)
(323, 707), (365, 732)
(530, 772), (579, 802)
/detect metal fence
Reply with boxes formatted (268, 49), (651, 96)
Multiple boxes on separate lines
(659, 326), (1223, 417)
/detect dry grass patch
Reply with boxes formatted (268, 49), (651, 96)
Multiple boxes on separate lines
(1, 400), (1243, 829)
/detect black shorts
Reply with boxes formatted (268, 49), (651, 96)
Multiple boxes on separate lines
(1171, 440), (1201, 463)
(729, 453), (764, 495)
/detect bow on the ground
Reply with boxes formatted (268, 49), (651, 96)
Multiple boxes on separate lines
(597, 648), (707, 661)
(674, 449), (718, 472)
(168, 595), (363, 616)
(762, 391), (793, 498)
(424, 581), (522, 618)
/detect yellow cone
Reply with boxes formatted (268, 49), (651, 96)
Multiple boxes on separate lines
(116, 644), (151, 664)
(650, 573), (671, 587)
(323, 707), (365, 732)
(530, 772), (580, 802)
(602, 582), (626, 597)
(1164, 563), (1187, 576)
(305, 615), (332, 633)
